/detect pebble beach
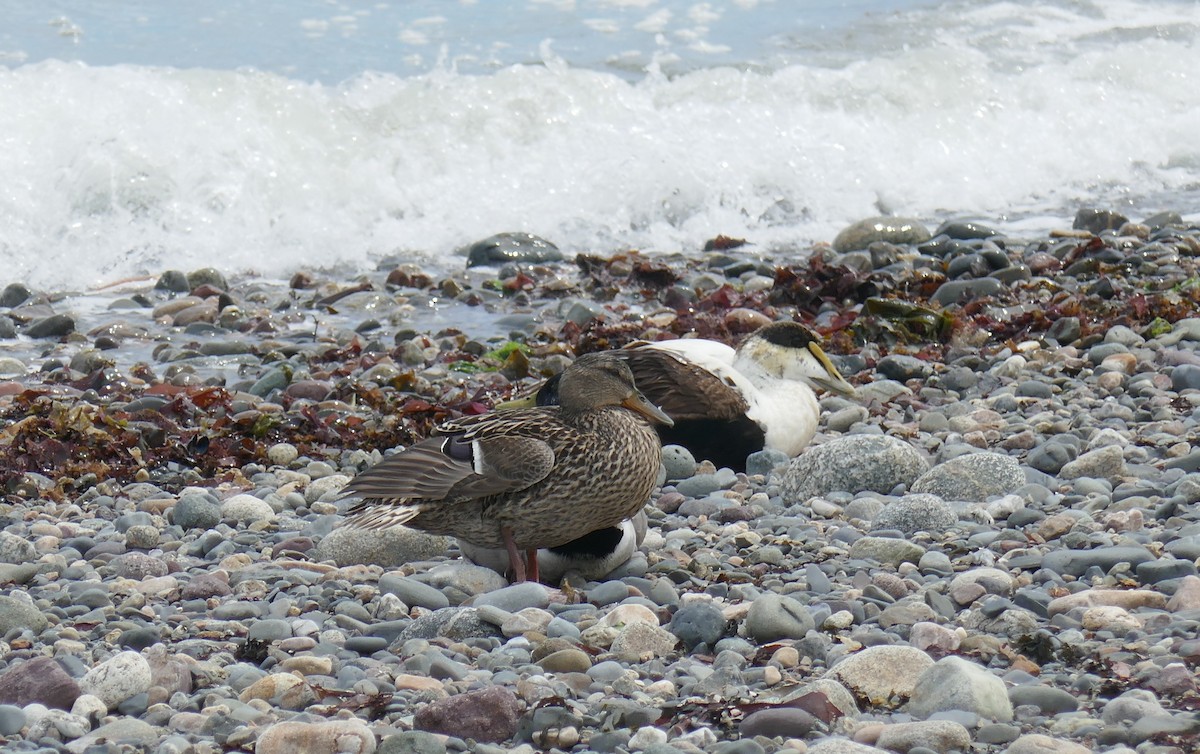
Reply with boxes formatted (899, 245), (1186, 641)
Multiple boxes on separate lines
(1, 208), (1200, 754)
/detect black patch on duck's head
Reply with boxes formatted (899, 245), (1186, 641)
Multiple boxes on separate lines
(547, 525), (625, 559)
(756, 321), (818, 349)
(534, 372), (562, 407)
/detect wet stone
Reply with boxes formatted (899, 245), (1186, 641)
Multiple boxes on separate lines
(26, 313), (76, 338)
(1074, 208), (1129, 233)
(464, 232), (563, 268)
(833, 216), (932, 252)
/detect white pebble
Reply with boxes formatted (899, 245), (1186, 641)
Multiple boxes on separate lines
(267, 442), (299, 466)
(629, 726), (669, 750)
(220, 494), (276, 524)
(80, 651), (153, 709)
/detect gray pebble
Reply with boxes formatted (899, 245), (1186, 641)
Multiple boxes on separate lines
(173, 495), (221, 530)
(472, 582), (551, 612)
(876, 354), (933, 381)
(746, 448), (789, 477)
(675, 474), (724, 498)
(871, 494), (956, 534)
(1008, 685), (1079, 714)
(745, 593), (814, 642)
(661, 445), (698, 481)
(911, 452), (1024, 501)
(668, 603), (729, 649)
(0, 705), (25, 736)
(379, 574), (451, 610)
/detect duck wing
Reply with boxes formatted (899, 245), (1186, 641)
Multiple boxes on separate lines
(620, 344), (751, 421)
(341, 409), (558, 505)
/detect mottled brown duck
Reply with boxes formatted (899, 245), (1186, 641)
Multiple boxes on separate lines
(339, 352), (673, 582)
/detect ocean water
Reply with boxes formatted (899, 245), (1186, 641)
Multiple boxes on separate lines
(1, 0), (1198, 291)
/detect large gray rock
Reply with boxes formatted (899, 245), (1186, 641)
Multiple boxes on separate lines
(1059, 444), (1126, 481)
(414, 686), (522, 743)
(906, 655), (1013, 721)
(0, 595), (48, 635)
(781, 435), (928, 502)
(744, 594), (815, 642)
(911, 452), (1024, 501)
(826, 646), (934, 708)
(0, 657), (81, 709)
(313, 525), (451, 568)
(876, 720), (972, 753)
(871, 494), (956, 534)
(0, 532), (36, 564)
(79, 651), (153, 710)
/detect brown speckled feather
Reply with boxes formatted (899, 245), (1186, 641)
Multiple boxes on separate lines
(340, 353), (669, 553)
(340, 410), (557, 502)
(619, 345), (749, 421)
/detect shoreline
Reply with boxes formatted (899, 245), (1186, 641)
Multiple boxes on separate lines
(0, 209), (1199, 752)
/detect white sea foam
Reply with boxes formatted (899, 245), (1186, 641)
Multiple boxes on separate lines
(0, 0), (1197, 291)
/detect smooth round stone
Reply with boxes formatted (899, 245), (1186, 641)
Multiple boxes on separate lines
(833, 216), (931, 252)
(0, 357), (26, 377)
(118, 628), (161, 651)
(936, 221), (999, 239)
(910, 452), (1024, 501)
(588, 581), (630, 607)
(587, 660), (628, 683)
(124, 525), (161, 550)
(267, 443), (299, 466)
(877, 354), (933, 381)
(931, 278), (1004, 306)
(463, 232), (563, 267)
(746, 448), (790, 477)
(739, 708), (818, 738)
(871, 494), (956, 534)
(1027, 442), (1076, 474)
(247, 619), (293, 642)
(0, 705), (25, 736)
(27, 314), (76, 338)
(946, 252), (990, 279)
(745, 594), (814, 642)
(173, 496), (219, 530)
(537, 649), (592, 673)
(1172, 364), (1200, 392)
(662, 445), (698, 481)
(379, 574), (451, 611)
(1008, 685), (1080, 714)
(1016, 380), (1053, 398)
(1040, 546), (1155, 577)
(211, 601), (267, 620)
(221, 494), (276, 523)
(1136, 558), (1197, 583)
(781, 434), (928, 501)
(472, 583), (551, 613)
(668, 603), (729, 649)
(378, 731), (449, 754)
(0, 282), (34, 307)
(344, 637), (389, 654)
(79, 651), (153, 709)
(676, 474), (724, 498)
